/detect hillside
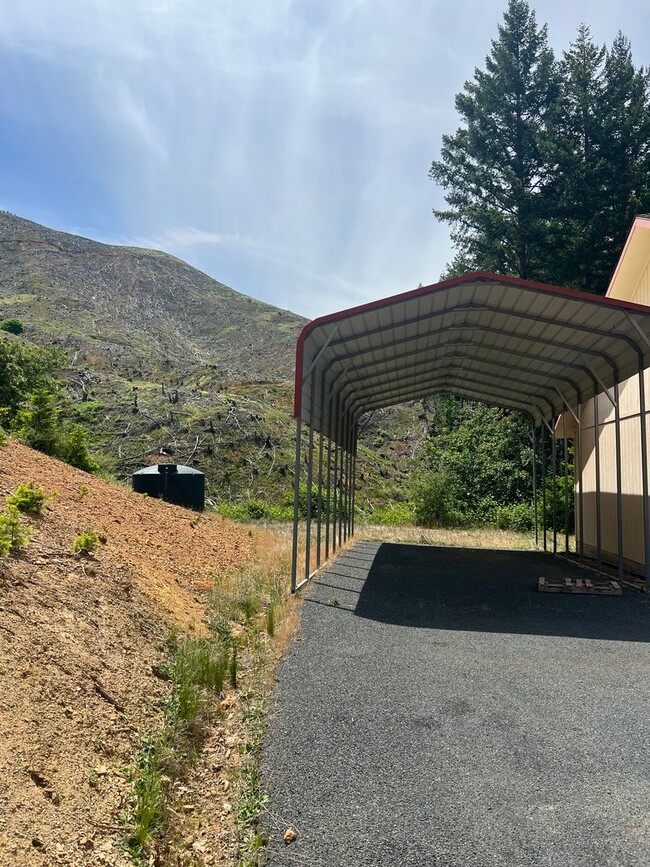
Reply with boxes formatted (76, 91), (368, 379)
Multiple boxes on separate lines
(0, 212), (423, 511)
(0, 211), (305, 381)
(0, 439), (284, 865)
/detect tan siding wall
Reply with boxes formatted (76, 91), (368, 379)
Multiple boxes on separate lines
(576, 362), (650, 570)
(628, 253), (650, 305)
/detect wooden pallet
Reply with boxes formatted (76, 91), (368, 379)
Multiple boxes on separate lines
(538, 576), (622, 595)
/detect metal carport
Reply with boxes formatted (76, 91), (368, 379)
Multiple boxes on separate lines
(291, 272), (650, 592)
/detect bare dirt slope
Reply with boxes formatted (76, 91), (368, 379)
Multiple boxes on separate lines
(0, 440), (260, 866)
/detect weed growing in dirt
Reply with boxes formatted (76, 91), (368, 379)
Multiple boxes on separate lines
(265, 604), (275, 637)
(7, 481), (48, 513)
(126, 737), (170, 854)
(229, 645), (238, 689)
(124, 635), (230, 860)
(0, 504), (31, 560)
(71, 528), (105, 556)
(123, 529), (294, 865)
(166, 637), (229, 732)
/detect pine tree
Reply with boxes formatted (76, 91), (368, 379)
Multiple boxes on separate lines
(14, 388), (60, 455)
(545, 24), (610, 291)
(599, 33), (650, 274)
(429, 0), (560, 279)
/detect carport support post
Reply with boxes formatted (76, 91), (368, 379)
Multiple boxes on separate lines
(552, 417), (557, 555)
(578, 402), (584, 561)
(352, 422), (358, 537)
(290, 417), (302, 593)
(339, 411), (348, 548)
(564, 412), (569, 554)
(614, 380), (624, 582)
(325, 395), (333, 560)
(541, 422), (547, 552)
(316, 426), (324, 568)
(348, 418), (355, 539)
(316, 376), (326, 569)
(332, 397), (339, 554)
(304, 376), (315, 583)
(343, 412), (349, 544)
(594, 385), (602, 570)
(344, 420), (351, 542)
(637, 358), (650, 589)
(532, 420), (538, 548)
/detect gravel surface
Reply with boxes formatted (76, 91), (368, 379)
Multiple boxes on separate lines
(262, 542), (650, 867)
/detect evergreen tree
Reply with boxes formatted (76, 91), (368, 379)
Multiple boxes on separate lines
(429, 0), (560, 279)
(599, 33), (650, 275)
(545, 25), (610, 292)
(14, 388), (60, 455)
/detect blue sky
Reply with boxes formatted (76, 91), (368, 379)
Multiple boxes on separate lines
(1, 1), (649, 319)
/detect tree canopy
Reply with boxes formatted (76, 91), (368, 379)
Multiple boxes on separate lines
(430, 1), (650, 292)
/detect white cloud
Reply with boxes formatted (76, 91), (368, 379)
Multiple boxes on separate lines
(1, 0), (649, 318)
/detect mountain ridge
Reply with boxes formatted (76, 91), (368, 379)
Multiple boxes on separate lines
(0, 210), (306, 381)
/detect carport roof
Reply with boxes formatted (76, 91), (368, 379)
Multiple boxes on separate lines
(294, 272), (650, 436)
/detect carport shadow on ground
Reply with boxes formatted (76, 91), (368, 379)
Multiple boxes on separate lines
(306, 542), (650, 643)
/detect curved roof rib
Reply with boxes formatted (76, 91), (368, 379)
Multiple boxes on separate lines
(294, 273), (650, 440)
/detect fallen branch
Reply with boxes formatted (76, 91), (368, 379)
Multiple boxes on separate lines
(91, 677), (125, 714)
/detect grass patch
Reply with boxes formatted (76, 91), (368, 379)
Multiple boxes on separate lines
(123, 634), (230, 861)
(122, 527), (294, 865)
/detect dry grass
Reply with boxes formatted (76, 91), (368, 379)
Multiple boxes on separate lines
(356, 523), (536, 549)
(356, 523), (577, 554)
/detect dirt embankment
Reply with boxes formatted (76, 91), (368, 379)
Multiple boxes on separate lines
(0, 440), (262, 866)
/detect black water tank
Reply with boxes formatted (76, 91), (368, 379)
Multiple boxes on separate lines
(132, 463), (205, 511)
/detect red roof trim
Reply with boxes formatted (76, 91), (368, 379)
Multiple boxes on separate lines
(293, 271), (650, 418)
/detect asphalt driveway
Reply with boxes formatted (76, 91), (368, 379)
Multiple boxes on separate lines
(261, 542), (650, 866)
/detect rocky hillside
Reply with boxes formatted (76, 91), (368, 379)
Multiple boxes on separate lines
(0, 211), (305, 381)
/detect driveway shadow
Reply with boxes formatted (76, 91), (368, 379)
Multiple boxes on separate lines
(325, 543), (650, 643)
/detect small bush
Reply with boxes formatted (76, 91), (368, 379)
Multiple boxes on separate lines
(71, 528), (105, 556)
(61, 423), (99, 473)
(0, 505), (31, 557)
(368, 502), (414, 526)
(495, 502), (534, 532)
(7, 482), (48, 514)
(14, 387), (60, 455)
(412, 470), (453, 527)
(0, 318), (24, 335)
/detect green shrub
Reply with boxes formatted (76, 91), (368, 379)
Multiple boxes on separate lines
(0, 339), (61, 420)
(412, 470), (453, 527)
(14, 388), (60, 455)
(0, 505), (31, 557)
(0, 318), (24, 335)
(495, 502), (534, 532)
(61, 423), (99, 472)
(537, 472), (575, 533)
(368, 502), (414, 526)
(7, 482), (48, 513)
(71, 528), (105, 556)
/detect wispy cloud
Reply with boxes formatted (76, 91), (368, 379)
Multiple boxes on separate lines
(1, 0), (649, 318)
